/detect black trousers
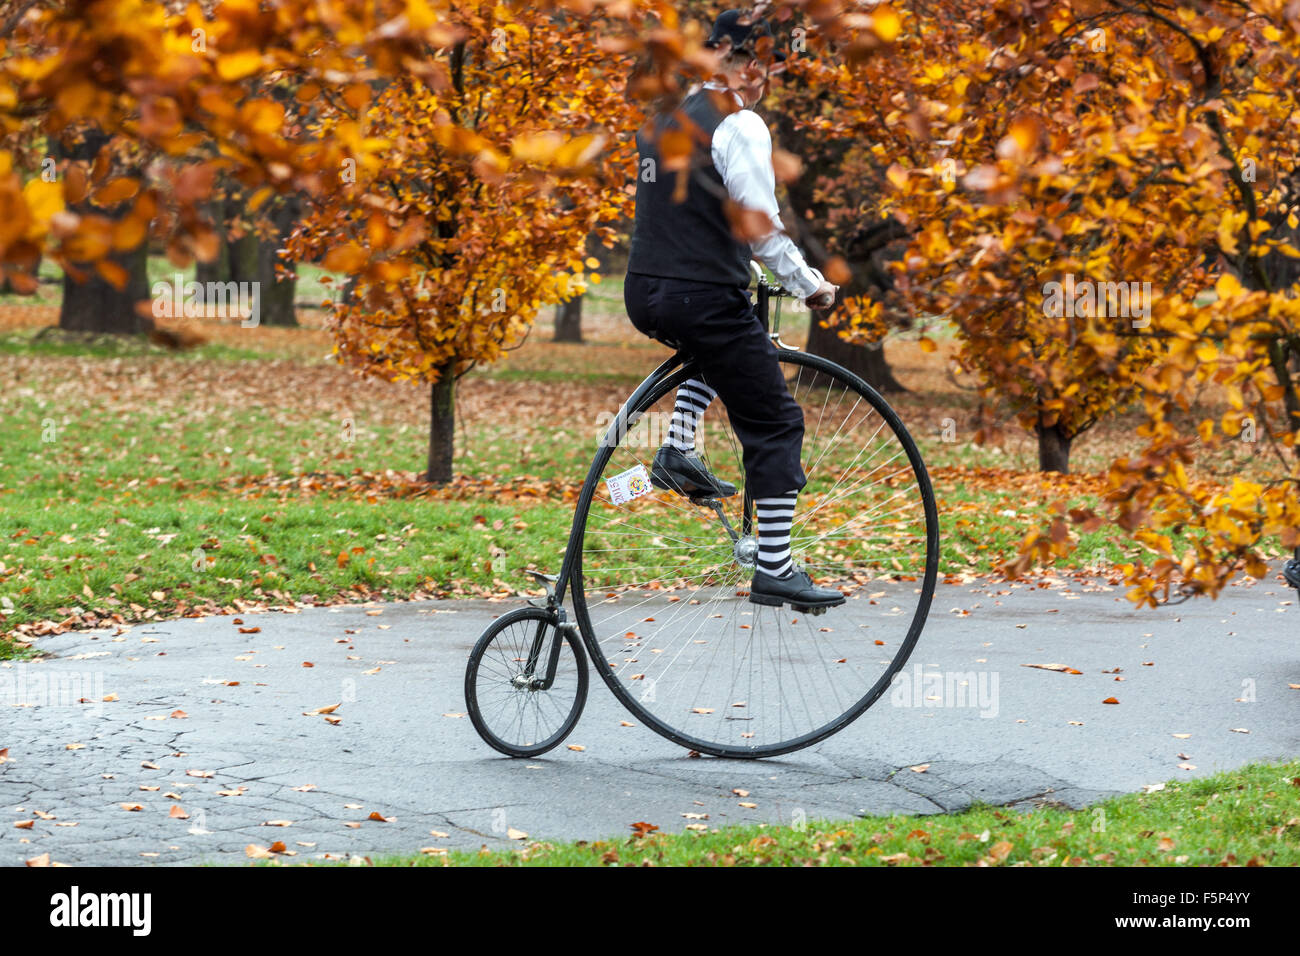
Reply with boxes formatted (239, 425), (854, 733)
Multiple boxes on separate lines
(624, 272), (806, 499)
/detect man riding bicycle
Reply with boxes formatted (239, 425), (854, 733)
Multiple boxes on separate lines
(624, 7), (844, 611)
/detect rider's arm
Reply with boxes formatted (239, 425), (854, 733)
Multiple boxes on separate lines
(712, 109), (824, 299)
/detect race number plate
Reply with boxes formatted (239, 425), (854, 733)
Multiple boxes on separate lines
(605, 464), (653, 505)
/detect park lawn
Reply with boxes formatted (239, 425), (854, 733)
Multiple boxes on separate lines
(0, 293), (1285, 658)
(367, 759), (1300, 867)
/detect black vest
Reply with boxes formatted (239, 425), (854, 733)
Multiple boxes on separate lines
(627, 89), (752, 287)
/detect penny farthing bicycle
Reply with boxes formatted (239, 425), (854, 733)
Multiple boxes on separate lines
(464, 264), (939, 759)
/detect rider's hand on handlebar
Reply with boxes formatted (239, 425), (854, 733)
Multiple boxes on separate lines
(805, 280), (838, 311)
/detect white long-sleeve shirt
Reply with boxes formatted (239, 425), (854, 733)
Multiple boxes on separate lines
(704, 83), (824, 299)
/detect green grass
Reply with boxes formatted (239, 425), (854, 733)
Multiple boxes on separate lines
(363, 759), (1300, 867)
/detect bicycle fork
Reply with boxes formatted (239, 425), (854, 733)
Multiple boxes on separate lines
(518, 570), (578, 691)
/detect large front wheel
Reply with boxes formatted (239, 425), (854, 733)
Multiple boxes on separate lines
(572, 351), (939, 758)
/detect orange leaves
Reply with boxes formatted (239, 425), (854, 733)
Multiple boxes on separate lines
(173, 164), (216, 204)
(772, 148), (803, 184)
(509, 132), (605, 171)
(656, 129), (694, 172)
(723, 200), (773, 242)
(509, 131), (566, 165)
(996, 114), (1042, 162)
(92, 178), (139, 207)
(139, 97), (183, 140)
(216, 50), (266, 82)
(823, 256), (852, 285)
(238, 99), (287, 136)
(870, 5), (903, 43)
(323, 243), (368, 274)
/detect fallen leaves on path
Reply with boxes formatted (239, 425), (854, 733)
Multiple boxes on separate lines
(1021, 663), (1082, 675)
(245, 842), (289, 858)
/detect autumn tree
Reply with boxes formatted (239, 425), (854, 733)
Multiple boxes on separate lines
(287, 5), (640, 482)
(831, 0), (1300, 599)
(0, 0), (491, 330)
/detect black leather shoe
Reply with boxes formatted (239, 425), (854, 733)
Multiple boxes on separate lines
(749, 568), (845, 611)
(650, 446), (737, 499)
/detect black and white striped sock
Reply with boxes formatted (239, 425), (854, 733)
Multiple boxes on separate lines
(756, 491), (798, 578)
(664, 379), (716, 452)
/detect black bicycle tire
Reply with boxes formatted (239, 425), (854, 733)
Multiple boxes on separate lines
(570, 350), (939, 759)
(464, 607), (589, 758)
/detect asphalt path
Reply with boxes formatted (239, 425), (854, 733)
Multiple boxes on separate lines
(2, 575), (1296, 865)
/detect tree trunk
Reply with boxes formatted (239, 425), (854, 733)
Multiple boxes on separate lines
(55, 130), (150, 334)
(60, 243), (150, 333)
(425, 369), (456, 484)
(805, 321), (907, 393)
(1036, 422), (1072, 474)
(554, 294), (583, 342)
(203, 193), (300, 326)
(768, 102), (909, 395)
(196, 197), (231, 287)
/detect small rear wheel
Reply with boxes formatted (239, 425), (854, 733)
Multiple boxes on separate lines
(465, 607), (588, 757)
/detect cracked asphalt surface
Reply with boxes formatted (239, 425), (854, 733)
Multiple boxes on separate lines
(2, 575), (1297, 865)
